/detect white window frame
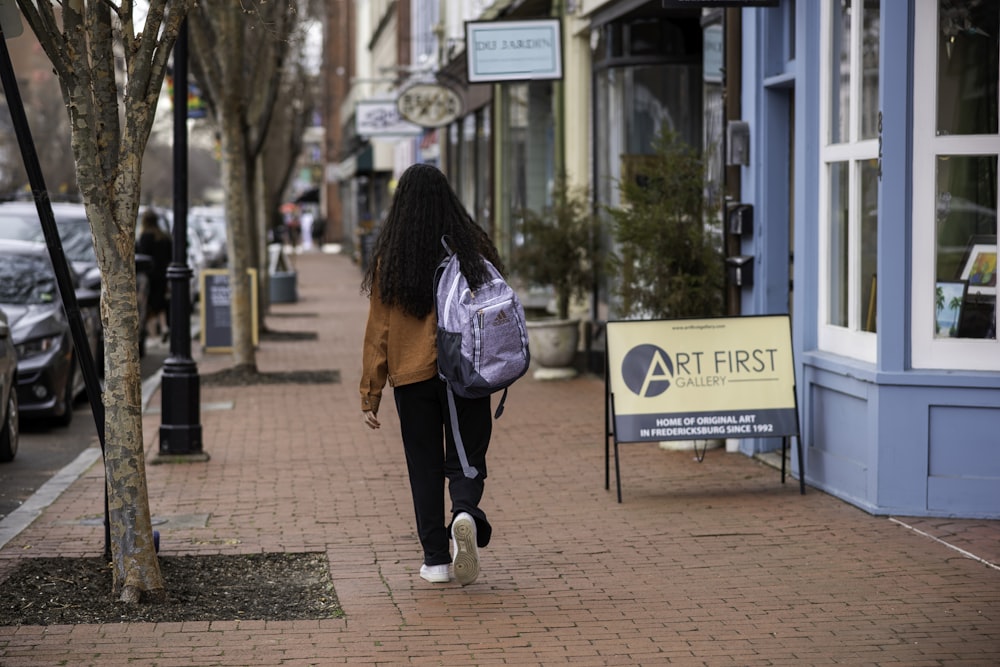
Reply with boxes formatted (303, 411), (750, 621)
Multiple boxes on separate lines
(911, 1), (1000, 372)
(817, 0), (878, 364)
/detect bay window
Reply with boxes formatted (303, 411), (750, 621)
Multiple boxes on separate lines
(912, 0), (999, 370)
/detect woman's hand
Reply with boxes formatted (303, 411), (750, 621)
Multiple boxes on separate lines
(363, 410), (380, 429)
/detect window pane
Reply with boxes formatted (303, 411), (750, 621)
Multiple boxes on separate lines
(502, 84), (528, 232)
(937, 0), (999, 135)
(859, 158), (879, 331)
(477, 106), (491, 234)
(935, 155), (997, 339)
(626, 65), (701, 154)
(829, 161), (849, 326)
(594, 64), (702, 211)
(830, 0), (851, 144)
(525, 82), (554, 214)
(860, 0), (880, 140)
(461, 114), (476, 214)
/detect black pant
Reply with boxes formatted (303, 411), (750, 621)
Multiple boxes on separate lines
(393, 377), (493, 566)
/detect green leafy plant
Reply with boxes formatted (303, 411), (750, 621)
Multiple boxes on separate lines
(605, 129), (725, 319)
(512, 174), (603, 321)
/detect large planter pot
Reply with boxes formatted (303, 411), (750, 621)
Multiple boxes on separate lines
(270, 271), (298, 303)
(526, 318), (580, 380)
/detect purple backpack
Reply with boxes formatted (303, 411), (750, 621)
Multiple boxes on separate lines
(434, 237), (530, 477)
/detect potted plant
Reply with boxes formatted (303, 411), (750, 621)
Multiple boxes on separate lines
(512, 173), (603, 378)
(605, 129), (725, 321)
(605, 129), (726, 452)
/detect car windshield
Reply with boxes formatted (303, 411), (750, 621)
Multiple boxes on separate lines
(54, 217), (96, 264)
(0, 211), (96, 264)
(0, 253), (58, 305)
(0, 215), (39, 243)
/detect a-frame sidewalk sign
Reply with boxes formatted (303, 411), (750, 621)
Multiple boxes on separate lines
(604, 314), (804, 503)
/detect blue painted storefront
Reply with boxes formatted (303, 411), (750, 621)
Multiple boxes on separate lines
(737, 1), (1000, 519)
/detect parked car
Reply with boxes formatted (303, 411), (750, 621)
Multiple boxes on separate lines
(0, 200), (153, 356)
(0, 240), (102, 427)
(188, 205), (228, 268)
(0, 305), (18, 462)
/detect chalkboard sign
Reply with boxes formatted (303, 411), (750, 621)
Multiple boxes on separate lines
(200, 268), (259, 353)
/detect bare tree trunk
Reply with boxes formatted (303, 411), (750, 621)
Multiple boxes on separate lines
(16, 0), (194, 603)
(219, 107), (257, 370)
(256, 153), (271, 326)
(189, 0), (320, 360)
(99, 213), (163, 602)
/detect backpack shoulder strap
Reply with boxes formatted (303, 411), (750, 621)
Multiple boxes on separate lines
(494, 387), (508, 419)
(446, 384), (480, 479)
(440, 235), (455, 256)
(433, 236), (455, 304)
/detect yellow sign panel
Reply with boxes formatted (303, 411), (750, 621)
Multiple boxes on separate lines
(606, 316), (798, 442)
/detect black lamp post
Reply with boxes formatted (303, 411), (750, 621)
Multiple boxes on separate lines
(158, 19), (205, 459)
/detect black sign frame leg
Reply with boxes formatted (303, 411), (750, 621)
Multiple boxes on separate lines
(604, 353), (612, 492)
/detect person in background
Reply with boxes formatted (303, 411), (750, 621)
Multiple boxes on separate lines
(311, 215), (327, 249)
(300, 208), (314, 252)
(359, 163), (505, 586)
(136, 209), (173, 342)
(284, 207), (301, 252)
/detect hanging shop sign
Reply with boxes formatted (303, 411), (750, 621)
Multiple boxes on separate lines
(465, 19), (562, 83)
(355, 99), (422, 137)
(396, 82), (463, 128)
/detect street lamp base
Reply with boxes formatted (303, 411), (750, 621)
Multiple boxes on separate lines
(157, 423), (206, 458)
(158, 362), (204, 457)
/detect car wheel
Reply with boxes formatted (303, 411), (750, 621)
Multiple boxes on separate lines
(53, 360), (75, 428)
(0, 390), (18, 463)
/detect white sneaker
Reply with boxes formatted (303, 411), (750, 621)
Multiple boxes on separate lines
(451, 512), (480, 586)
(419, 563), (451, 583)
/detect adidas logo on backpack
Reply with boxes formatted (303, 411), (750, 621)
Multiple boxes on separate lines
(434, 236), (530, 478)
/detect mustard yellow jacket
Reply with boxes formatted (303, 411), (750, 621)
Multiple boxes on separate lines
(359, 287), (438, 415)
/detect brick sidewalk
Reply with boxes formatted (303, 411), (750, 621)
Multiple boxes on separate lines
(1, 251), (998, 666)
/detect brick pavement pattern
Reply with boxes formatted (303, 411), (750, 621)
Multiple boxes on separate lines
(1, 251), (998, 666)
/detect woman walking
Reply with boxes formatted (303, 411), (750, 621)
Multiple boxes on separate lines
(359, 163), (504, 585)
(136, 209), (173, 342)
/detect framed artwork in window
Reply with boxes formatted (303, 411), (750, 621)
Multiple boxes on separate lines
(935, 280), (967, 338)
(959, 237), (997, 296)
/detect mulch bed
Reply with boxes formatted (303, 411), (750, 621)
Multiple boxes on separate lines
(0, 552), (343, 625)
(199, 367), (339, 387)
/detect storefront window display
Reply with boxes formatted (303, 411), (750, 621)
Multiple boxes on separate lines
(913, 0), (999, 370)
(592, 14), (702, 321)
(499, 81), (556, 259)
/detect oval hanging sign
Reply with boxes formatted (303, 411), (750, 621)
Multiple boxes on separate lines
(396, 83), (463, 128)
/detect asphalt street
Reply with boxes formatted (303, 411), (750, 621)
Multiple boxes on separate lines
(0, 343), (168, 521)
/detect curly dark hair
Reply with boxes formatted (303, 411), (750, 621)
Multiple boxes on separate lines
(361, 163), (505, 319)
